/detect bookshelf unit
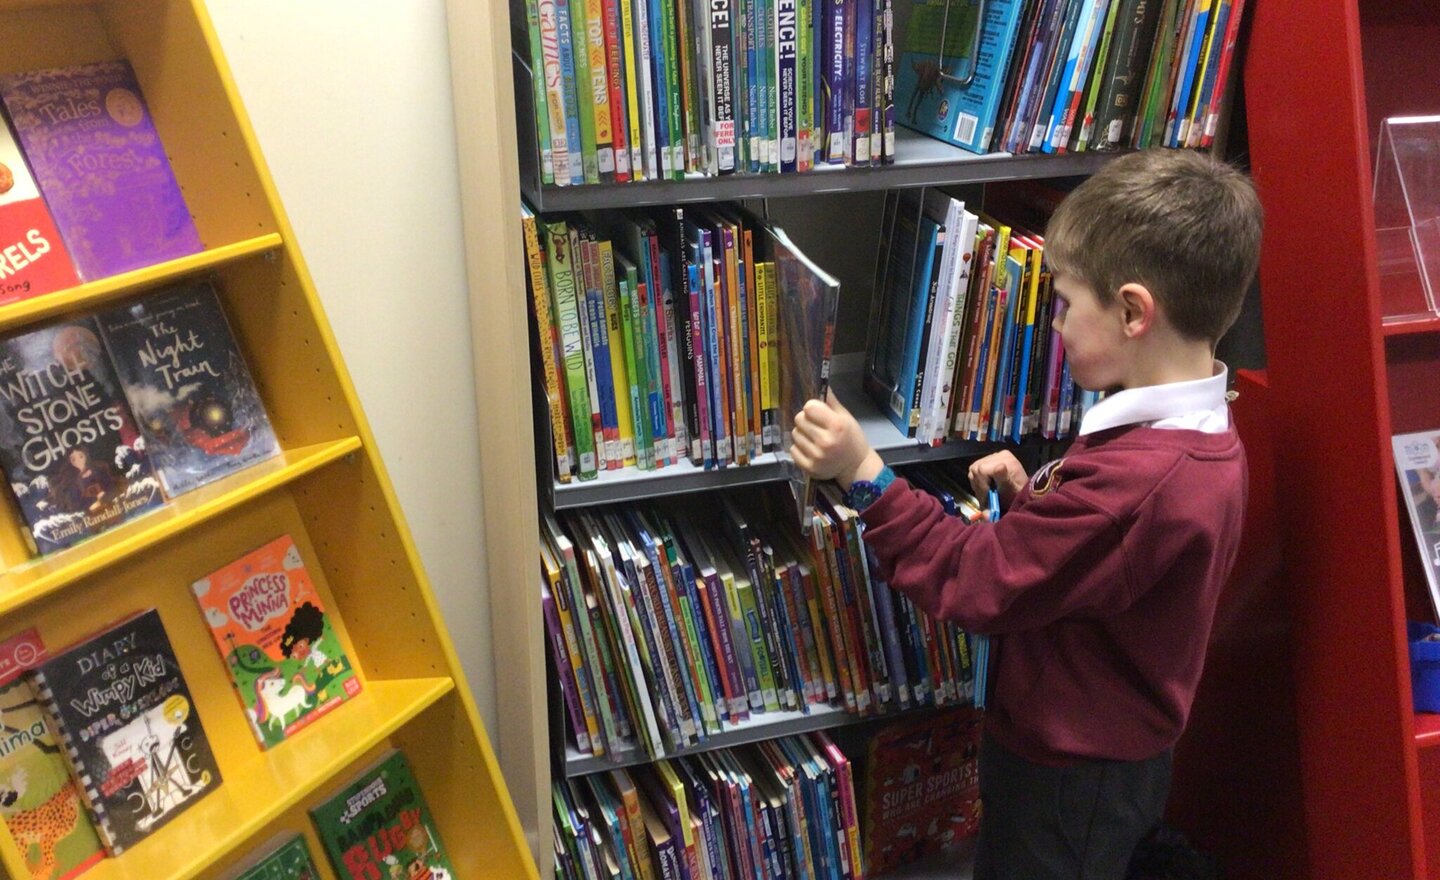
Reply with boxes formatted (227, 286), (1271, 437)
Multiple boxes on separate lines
(448, 4), (1296, 880)
(1246, 0), (1440, 877)
(0, 2), (535, 879)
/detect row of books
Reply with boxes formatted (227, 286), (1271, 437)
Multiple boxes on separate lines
(0, 534), (361, 872)
(542, 474), (982, 765)
(518, 0), (898, 186)
(553, 731), (863, 880)
(865, 186), (1101, 447)
(523, 201), (838, 483)
(898, 0), (1248, 156)
(0, 280), (279, 556)
(218, 749), (454, 880)
(0, 59), (202, 303)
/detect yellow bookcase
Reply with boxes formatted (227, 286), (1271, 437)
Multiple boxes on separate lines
(0, 1), (536, 878)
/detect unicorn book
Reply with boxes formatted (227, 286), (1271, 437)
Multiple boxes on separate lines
(191, 534), (362, 750)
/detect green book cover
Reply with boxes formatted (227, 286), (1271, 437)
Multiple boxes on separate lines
(310, 750), (455, 880)
(0, 629), (105, 880)
(229, 834), (320, 880)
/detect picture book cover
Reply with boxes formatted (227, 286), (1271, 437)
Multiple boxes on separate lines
(0, 629), (106, 880)
(1393, 429), (1440, 618)
(28, 609), (220, 855)
(224, 833), (321, 880)
(0, 112), (80, 305)
(191, 534), (361, 750)
(0, 317), (164, 555)
(862, 706), (982, 875)
(0, 61), (203, 282)
(895, 0), (1025, 153)
(310, 749), (457, 880)
(97, 282), (280, 497)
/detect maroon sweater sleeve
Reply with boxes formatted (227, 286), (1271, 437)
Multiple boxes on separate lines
(859, 474), (1134, 635)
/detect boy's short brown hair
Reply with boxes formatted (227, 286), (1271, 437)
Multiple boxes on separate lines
(1044, 148), (1263, 344)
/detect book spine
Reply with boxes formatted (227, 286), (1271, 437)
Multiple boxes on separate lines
(553, 0), (589, 183)
(686, 255), (714, 466)
(646, 232), (679, 463)
(1182, 0), (1229, 147)
(585, 0), (618, 178)
(600, 241), (638, 466)
(523, 212), (574, 481)
(1200, 0), (1246, 147)
(635, 554), (699, 745)
(809, 516), (857, 712)
(583, 236), (622, 466)
(636, 265), (670, 467)
(660, 248), (691, 463)
(851, 0), (871, 166)
(755, 255), (774, 452)
(1027, 0), (1085, 152)
(691, 565), (739, 720)
(543, 584), (595, 754)
(709, 0), (739, 172)
(823, 0), (846, 162)
(568, 0), (601, 181)
(674, 0), (702, 173)
(776, 0), (799, 173)
(525, 0), (556, 183)
(617, 0), (646, 178)
(643, 547), (705, 744)
(602, 0), (633, 179)
(1167, 0), (1213, 146)
(573, 233), (612, 468)
(546, 221), (599, 479)
(702, 237), (731, 465)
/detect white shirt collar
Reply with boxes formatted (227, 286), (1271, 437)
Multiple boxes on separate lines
(1078, 362), (1231, 437)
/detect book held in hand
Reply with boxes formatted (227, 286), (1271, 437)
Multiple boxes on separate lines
(0, 60), (203, 281)
(28, 609), (221, 855)
(0, 112), (79, 304)
(98, 282), (280, 497)
(192, 534), (362, 749)
(310, 750), (456, 880)
(0, 628), (106, 880)
(0, 316), (163, 555)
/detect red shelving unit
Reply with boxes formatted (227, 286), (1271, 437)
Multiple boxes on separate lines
(1247, 0), (1440, 877)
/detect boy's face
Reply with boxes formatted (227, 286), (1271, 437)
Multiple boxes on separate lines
(1052, 272), (1127, 391)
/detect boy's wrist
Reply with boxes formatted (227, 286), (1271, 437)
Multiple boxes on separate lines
(838, 450), (886, 490)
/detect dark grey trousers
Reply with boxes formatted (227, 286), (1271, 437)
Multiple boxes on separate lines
(973, 734), (1173, 880)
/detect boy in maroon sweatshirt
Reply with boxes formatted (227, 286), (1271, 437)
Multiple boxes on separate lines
(791, 148), (1263, 879)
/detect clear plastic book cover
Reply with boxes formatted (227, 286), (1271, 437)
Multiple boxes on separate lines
(1374, 115), (1440, 322)
(765, 223), (841, 530)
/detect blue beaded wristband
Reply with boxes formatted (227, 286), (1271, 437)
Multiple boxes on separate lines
(843, 465), (896, 511)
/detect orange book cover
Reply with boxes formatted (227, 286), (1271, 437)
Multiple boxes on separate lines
(191, 534), (362, 749)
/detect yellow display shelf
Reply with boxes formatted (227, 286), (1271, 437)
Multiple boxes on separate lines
(81, 677), (454, 880)
(0, 436), (361, 617)
(0, 234), (283, 334)
(0, 1), (537, 878)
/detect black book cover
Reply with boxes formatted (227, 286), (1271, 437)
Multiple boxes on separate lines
(29, 608), (221, 854)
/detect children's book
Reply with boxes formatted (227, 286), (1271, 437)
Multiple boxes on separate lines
(894, 0), (1025, 154)
(0, 317), (164, 555)
(0, 112), (79, 304)
(0, 61), (203, 281)
(28, 609), (221, 855)
(862, 706), (982, 875)
(96, 282), (280, 497)
(192, 534), (361, 749)
(1393, 429), (1440, 618)
(0, 629), (106, 880)
(222, 833), (321, 880)
(310, 749), (457, 880)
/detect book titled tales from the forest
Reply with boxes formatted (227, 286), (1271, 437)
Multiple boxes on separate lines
(0, 60), (203, 281)
(192, 534), (361, 749)
(97, 282), (280, 497)
(310, 750), (456, 880)
(28, 609), (221, 855)
(0, 317), (163, 555)
(0, 628), (106, 880)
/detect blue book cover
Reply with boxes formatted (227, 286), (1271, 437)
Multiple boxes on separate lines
(987, 254), (1023, 440)
(553, 0), (587, 184)
(888, 216), (939, 436)
(98, 282), (280, 498)
(0, 316), (163, 554)
(1165, 0), (1211, 147)
(895, 0), (1024, 153)
(1039, 0), (1102, 153)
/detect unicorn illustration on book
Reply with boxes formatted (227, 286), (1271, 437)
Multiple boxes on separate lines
(253, 669), (316, 733)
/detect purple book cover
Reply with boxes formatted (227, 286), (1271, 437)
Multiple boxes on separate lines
(542, 577), (592, 756)
(0, 61), (203, 281)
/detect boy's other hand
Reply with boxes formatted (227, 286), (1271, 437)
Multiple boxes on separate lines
(968, 451), (1029, 510)
(791, 390), (883, 488)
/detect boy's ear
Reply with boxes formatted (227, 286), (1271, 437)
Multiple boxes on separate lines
(1116, 282), (1156, 338)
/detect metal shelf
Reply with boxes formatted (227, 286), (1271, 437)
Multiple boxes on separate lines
(524, 127), (1118, 211)
(547, 353), (1007, 509)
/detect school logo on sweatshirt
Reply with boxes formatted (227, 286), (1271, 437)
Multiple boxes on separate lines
(1030, 458), (1065, 497)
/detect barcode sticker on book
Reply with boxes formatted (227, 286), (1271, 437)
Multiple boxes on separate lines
(954, 112), (979, 145)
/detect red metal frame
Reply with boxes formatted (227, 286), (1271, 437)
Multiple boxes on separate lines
(1246, 0), (1437, 876)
